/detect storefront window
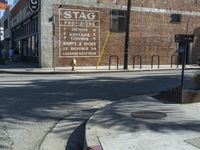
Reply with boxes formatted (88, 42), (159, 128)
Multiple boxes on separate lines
(35, 35), (38, 56)
(22, 39), (27, 56)
(32, 36), (35, 56)
(28, 37), (31, 56)
(12, 14), (39, 63)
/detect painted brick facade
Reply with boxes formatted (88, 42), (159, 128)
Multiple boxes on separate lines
(52, 1), (200, 67)
(9, 0), (200, 67)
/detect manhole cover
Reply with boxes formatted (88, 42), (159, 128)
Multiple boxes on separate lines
(131, 111), (167, 119)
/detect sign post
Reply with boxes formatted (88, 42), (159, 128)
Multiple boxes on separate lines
(124, 0), (131, 70)
(28, 0), (39, 13)
(180, 20), (189, 91)
(175, 19), (193, 102)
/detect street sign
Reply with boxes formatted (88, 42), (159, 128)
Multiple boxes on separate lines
(175, 34), (194, 43)
(48, 16), (54, 22)
(28, 0), (39, 13)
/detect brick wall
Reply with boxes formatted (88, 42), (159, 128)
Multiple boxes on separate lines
(53, 2), (200, 67)
(11, 0), (27, 18)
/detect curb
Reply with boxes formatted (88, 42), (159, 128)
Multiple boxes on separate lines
(39, 101), (111, 150)
(0, 67), (198, 75)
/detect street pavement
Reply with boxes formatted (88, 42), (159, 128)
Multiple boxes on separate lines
(85, 96), (200, 150)
(0, 70), (196, 150)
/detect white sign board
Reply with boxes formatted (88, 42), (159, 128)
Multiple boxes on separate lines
(59, 9), (100, 58)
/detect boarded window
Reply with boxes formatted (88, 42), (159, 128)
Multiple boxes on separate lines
(110, 9), (127, 32)
(170, 14), (181, 24)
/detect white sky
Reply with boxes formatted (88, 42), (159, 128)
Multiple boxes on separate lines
(7, 0), (14, 4)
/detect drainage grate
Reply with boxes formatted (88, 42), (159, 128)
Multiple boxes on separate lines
(131, 111), (167, 120)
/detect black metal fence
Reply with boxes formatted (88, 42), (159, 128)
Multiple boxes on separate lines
(109, 55), (119, 70)
(133, 55), (142, 69)
(171, 54), (179, 68)
(151, 55), (160, 69)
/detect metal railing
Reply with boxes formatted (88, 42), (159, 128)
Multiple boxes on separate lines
(151, 55), (160, 69)
(133, 55), (142, 69)
(109, 55), (119, 70)
(171, 54), (179, 68)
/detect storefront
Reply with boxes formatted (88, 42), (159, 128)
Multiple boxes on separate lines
(12, 14), (39, 63)
(10, 0), (39, 64)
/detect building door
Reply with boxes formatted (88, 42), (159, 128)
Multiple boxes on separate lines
(21, 39), (28, 62)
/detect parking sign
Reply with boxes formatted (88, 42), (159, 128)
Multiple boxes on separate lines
(29, 0), (39, 13)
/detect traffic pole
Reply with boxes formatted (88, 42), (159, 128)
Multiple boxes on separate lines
(180, 18), (189, 90)
(124, 0), (131, 69)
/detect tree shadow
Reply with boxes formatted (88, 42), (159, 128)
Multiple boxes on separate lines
(88, 97), (200, 133)
(0, 73), (195, 142)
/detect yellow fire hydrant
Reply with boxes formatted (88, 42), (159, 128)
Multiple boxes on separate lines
(71, 58), (77, 71)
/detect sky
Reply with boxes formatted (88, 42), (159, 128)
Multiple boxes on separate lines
(0, 0), (14, 17)
(7, 0), (14, 4)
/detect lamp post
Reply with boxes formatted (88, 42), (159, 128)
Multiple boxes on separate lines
(124, 0), (131, 69)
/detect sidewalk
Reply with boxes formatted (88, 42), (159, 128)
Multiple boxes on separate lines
(0, 61), (199, 74)
(85, 95), (200, 150)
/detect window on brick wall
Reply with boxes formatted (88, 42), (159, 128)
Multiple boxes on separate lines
(110, 9), (127, 32)
(170, 14), (181, 24)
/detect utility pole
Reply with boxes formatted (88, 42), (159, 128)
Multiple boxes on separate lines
(124, 0), (131, 69)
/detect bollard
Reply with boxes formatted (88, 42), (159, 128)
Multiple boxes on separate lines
(71, 58), (77, 71)
(133, 55), (142, 69)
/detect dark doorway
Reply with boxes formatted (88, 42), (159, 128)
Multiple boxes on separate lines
(21, 39), (28, 62)
(177, 42), (190, 64)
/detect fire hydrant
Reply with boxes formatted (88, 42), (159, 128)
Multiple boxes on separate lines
(71, 58), (77, 71)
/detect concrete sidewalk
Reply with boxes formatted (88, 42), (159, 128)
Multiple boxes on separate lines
(38, 100), (110, 150)
(85, 95), (200, 150)
(0, 61), (199, 74)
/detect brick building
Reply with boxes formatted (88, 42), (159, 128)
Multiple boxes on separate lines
(9, 0), (200, 67)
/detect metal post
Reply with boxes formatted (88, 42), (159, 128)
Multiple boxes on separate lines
(180, 18), (189, 90)
(124, 0), (131, 69)
(52, 16), (55, 72)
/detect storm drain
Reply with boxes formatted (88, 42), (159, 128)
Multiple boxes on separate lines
(131, 111), (167, 120)
(185, 137), (200, 149)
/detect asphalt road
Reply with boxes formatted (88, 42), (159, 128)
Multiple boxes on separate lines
(0, 70), (196, 150)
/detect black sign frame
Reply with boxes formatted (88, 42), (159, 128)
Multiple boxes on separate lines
(175, 34), (194, 43)
(28, 0), (40, 13)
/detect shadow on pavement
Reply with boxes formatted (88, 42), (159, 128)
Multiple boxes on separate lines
(0, 74), (195, 141)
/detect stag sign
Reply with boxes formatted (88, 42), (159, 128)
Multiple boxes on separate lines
(29, 0), (40, 13)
